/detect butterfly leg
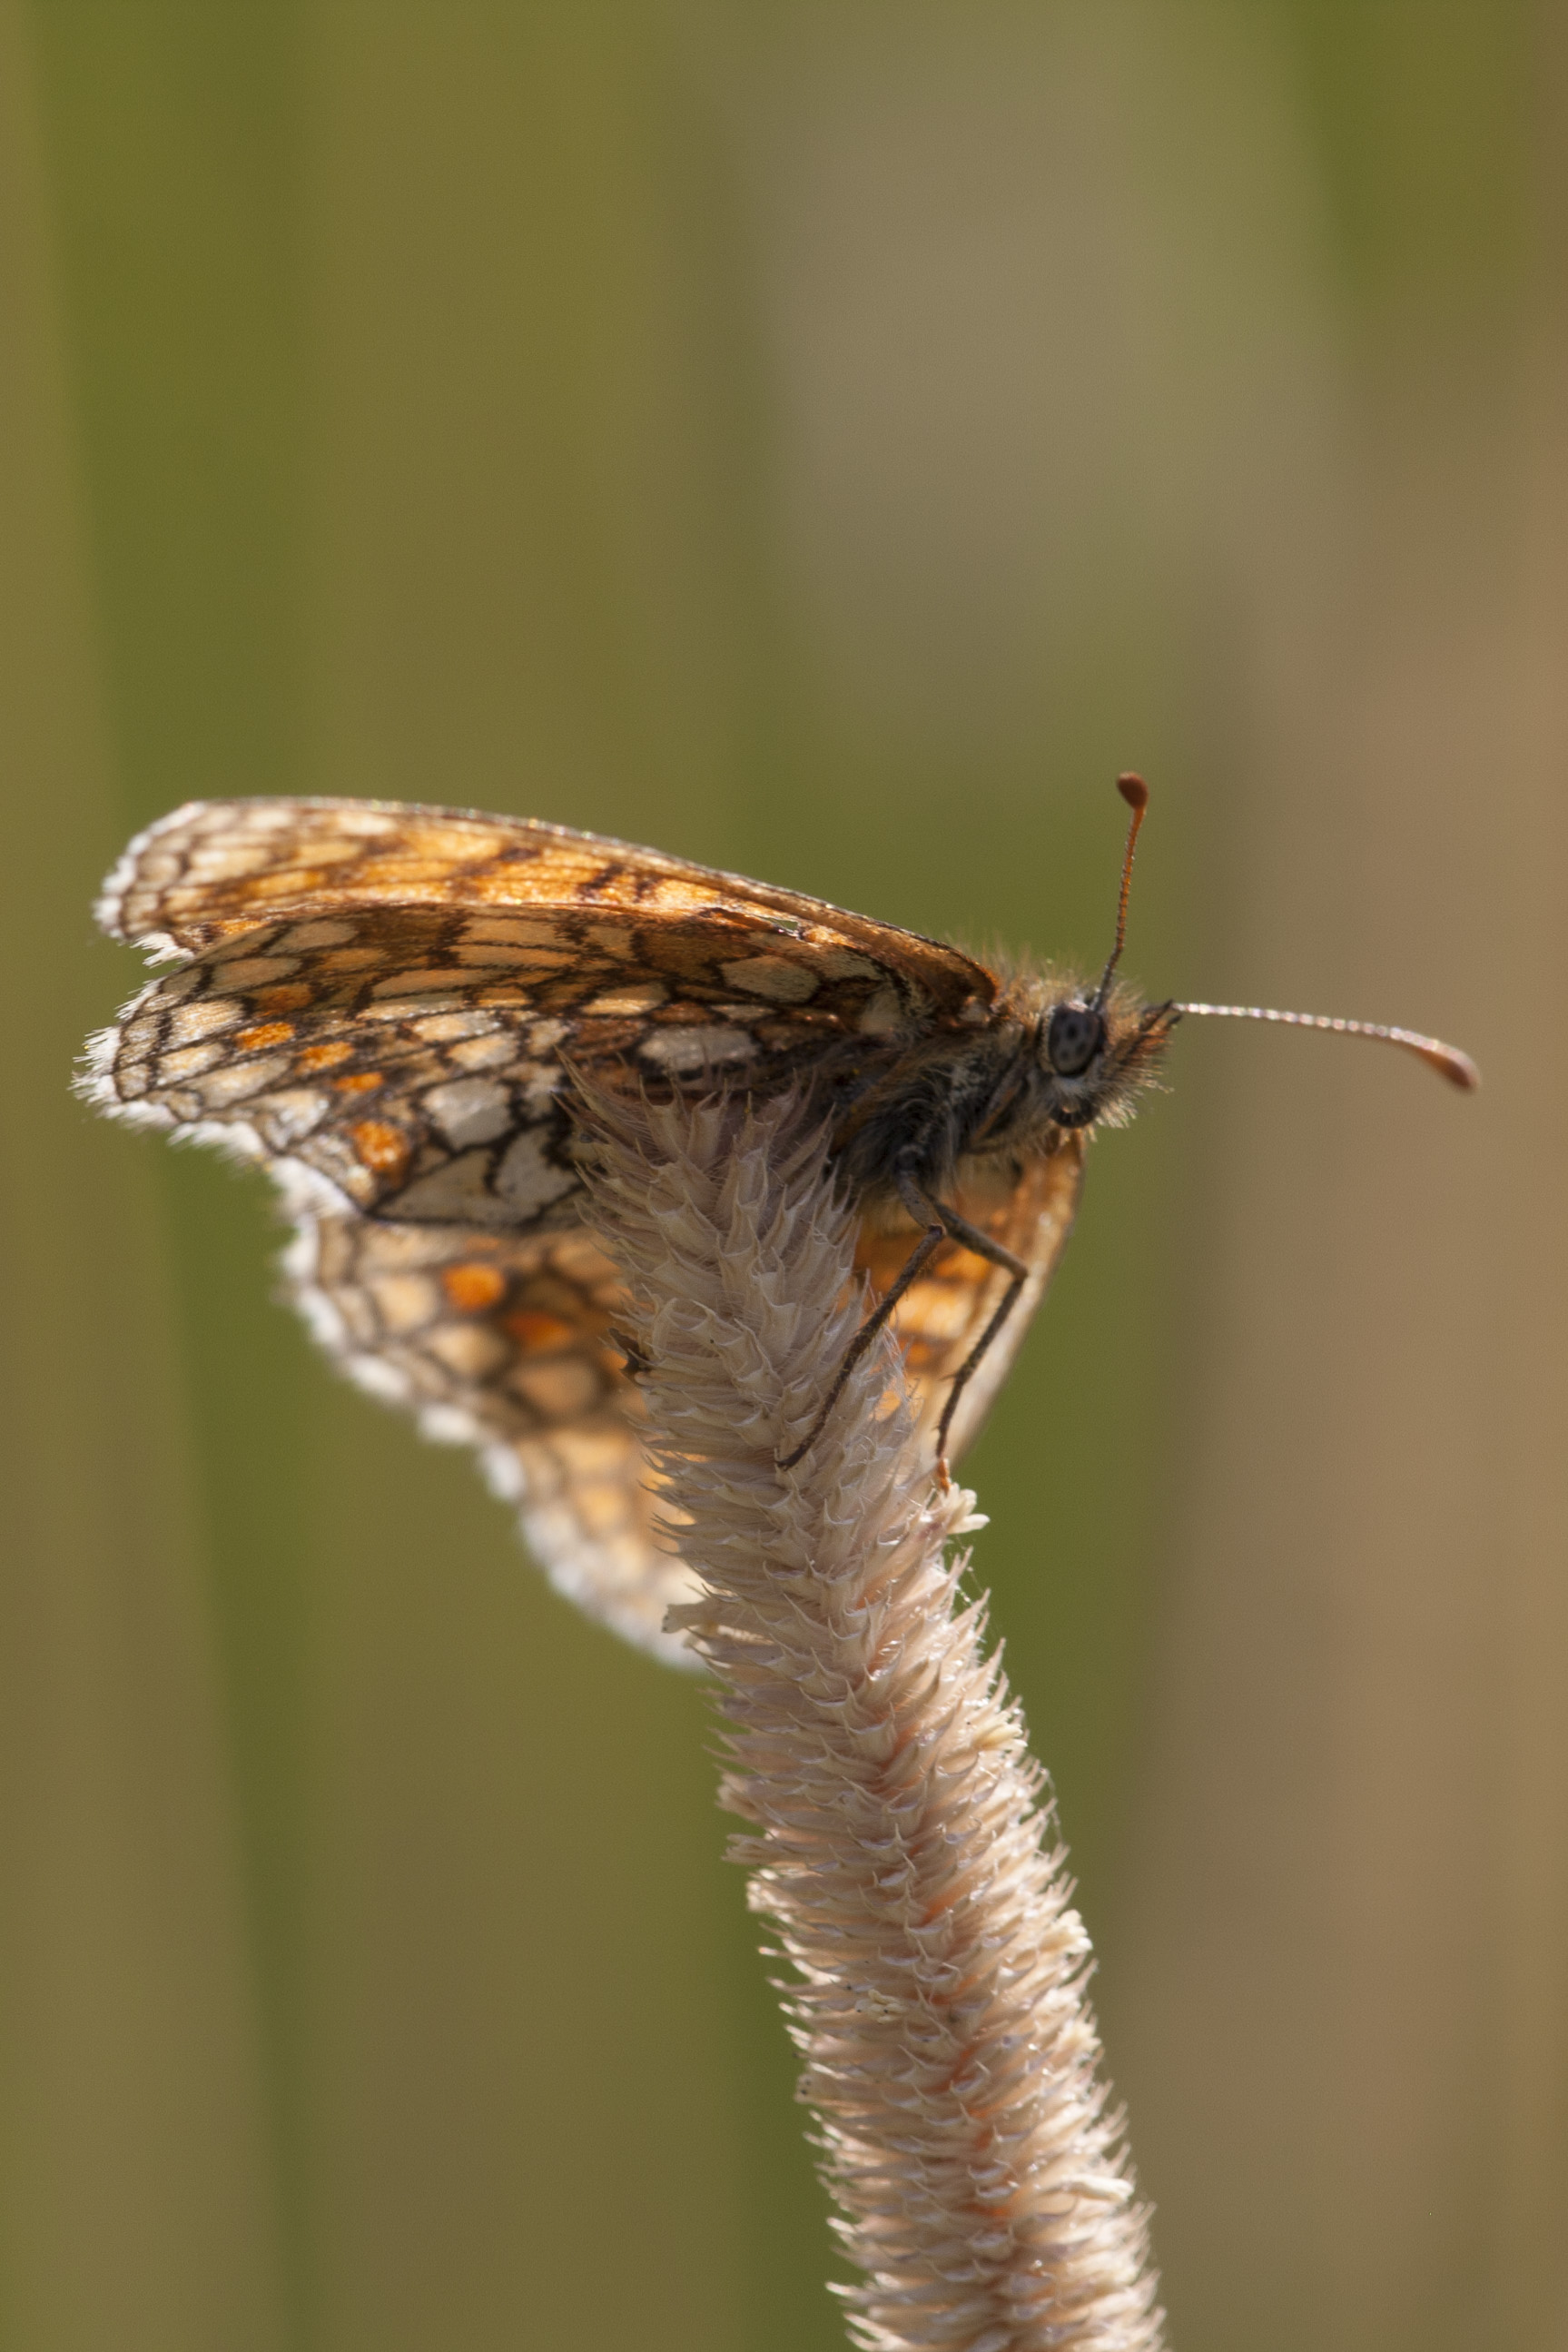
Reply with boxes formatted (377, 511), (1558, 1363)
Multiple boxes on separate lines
(897, 1185), (1029, 1478)
(776, 1207), (948, 1470)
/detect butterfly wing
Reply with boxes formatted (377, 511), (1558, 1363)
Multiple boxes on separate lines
(853, 1136), (1087, 1468)
(291, 1208), (698, 1663)
(84, 891), (991, 1220)
(96, 794), (998, 1019)
(86, 797), (1013, 1665)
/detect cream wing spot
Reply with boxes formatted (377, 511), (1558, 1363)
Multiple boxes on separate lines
(346, 1355), (414, 1404)
(481, 1448), (525, 1502)
(583, 983), (668, 1014)
(306, 834), (387, 864)
(509, 1359), (601, 1418)
(512, 1065), (560, 1116)
(370, 1274), (442, 1332)
(421, 1404), (482, 1448)
(423, 1077), (513, 1147)
(197, 1052), (293, 1107)
(169, 998), (245, 1043)
(160, 1042), (227, 1080)
(449, 1033), (522, 1072)
(207, 956), (302, 994)
(360, 996), (452, 1023)
(187, 845), (275, 883)
(159, 1088), (211, 1123)
(330, 807), (400, 838)
(413, 1011), (499, 1043)
(426, 1324), (511, 1379)
(638, 1024), (757, 1072)
(496, 1129), (578, 1215)
(276, 918), (358, 950)
(256, 1091), (330, 1146)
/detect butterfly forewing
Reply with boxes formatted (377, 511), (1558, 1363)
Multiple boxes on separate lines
(97, 795), (998, 1021)
(87, 796), (1067, 1666)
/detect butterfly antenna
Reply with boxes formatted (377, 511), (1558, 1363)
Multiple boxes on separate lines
(1172, 1001), (1480, 1090)
(1093, 772), (1149, 1008)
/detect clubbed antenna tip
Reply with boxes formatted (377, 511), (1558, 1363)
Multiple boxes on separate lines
(1095, 773), (1150, 1007)
(1172, 1002), (1480, 1090)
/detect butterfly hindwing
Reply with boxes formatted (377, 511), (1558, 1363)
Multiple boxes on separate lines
(291, 1209), (700, 1664)
(853, 1137), (1086, 1465)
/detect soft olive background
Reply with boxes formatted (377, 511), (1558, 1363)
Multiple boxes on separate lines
(2, 5), (1563, 2347)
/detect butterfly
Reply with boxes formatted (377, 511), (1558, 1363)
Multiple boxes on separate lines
(82, 780), (1477, 1666)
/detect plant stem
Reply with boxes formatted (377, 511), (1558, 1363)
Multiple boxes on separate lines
(590, 1089), (1166, 2352)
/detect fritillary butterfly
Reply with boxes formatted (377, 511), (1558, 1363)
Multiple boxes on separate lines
(83, 782), (1474, 1665)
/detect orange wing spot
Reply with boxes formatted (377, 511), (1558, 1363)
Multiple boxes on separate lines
(854, 1227), (916, 1297)
(298, 1040), (355, 1072)
(332, 1070), (384, 1095)
(854, 1226), (990, 1296)
(442, 1262), (508, 1313)
(934, 1240), (991, 1283)
(504, 1309), (577, 1354)
(349, 1119), (410, 1175)
(235, 1020), (297, 1052)
(255, 983), (313, 1013)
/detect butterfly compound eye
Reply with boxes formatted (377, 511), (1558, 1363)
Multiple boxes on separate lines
(1046, 1002), (1105, 1077)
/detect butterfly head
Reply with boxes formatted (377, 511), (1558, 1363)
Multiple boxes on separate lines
(1012, 974), (1178, 1132)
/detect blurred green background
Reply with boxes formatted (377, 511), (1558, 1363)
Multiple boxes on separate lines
(2, 3), (1563, 2347)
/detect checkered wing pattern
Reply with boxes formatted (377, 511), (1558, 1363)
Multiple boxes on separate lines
(95, 795), (995, 1015)
(85, 796), (1053, 1665)
(290, 1211), (692, 1656)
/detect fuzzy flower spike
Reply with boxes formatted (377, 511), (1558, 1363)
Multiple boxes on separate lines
(587, 1086), (1166, 2352)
